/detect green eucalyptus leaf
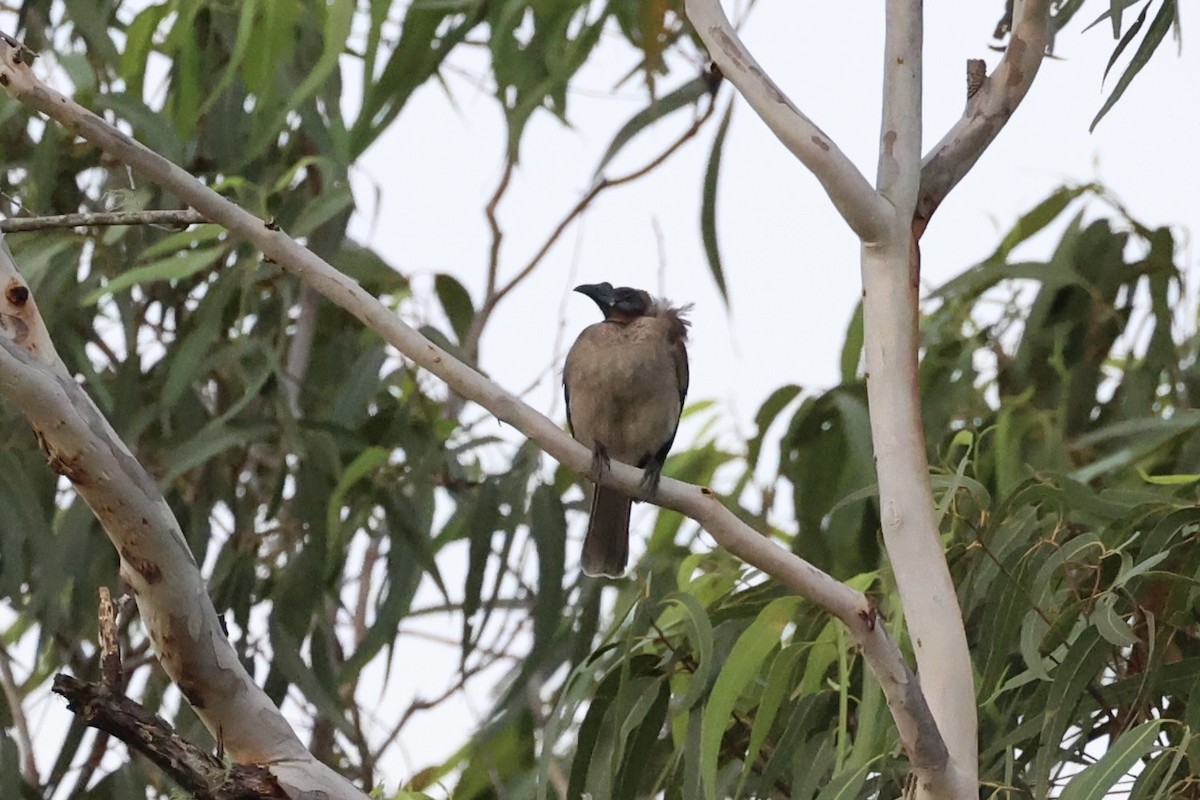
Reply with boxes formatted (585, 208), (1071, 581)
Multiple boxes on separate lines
(434, 273), (476, 345)
(700, 596), (799, 800)
(1091, 0), (1177, 131)
(83, 246), (226, 305)
(700, 101), (734, 307)
(1058, 719), (1165, 800)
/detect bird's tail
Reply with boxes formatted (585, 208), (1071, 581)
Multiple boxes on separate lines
(582, 487), (632, 578)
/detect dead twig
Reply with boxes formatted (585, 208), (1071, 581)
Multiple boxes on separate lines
(0, 209), (206, 232)
(53, 674), (287, 800)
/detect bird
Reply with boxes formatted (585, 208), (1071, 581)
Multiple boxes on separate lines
(563, 282), (690, 577)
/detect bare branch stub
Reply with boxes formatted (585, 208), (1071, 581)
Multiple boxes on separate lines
(98, 587), (124, 693)
(703, 61), (723, 93)
(916, 0), (1054, 228)
(966, 59), (986, 99)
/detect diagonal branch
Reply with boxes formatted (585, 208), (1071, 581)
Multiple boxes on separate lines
(917, 0), (1054, 228)
(0, 31), (949, 777)
(684, 0), (892, 243)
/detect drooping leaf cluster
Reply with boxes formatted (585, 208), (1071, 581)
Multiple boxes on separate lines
(1049, 0), (1182, 131)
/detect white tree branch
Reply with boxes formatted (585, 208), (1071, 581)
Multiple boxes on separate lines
(860, 243), (976, 799)
(0, 32), (951, 781)
(917, 0), (1054, 225)
(877, 0), (923, 208)
(869, 5), (980, 798)
(684, 0), (892, 243)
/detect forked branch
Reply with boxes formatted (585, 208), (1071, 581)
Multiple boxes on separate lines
(683, 0), (893, 242)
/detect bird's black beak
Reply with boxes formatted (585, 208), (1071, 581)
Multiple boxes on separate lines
(574, 282), (616, 310)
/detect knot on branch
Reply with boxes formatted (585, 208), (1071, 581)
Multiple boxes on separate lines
(0, 31), (37, 90)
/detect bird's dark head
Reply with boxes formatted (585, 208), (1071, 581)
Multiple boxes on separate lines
(575, 282), (654, 322)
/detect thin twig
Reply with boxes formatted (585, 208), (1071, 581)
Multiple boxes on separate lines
(489, 98), (717, 315)
(404, 598), (532, 619)
(65, 703), (112, 797)
(0, 644), (37, 784)
(457, 159), (516, 369)
(0, 209), (206, 232)
(402, 627), (521, 663)
(371, 656), (496, 760)
(651, 216), (667, 296)
(352, 533), (384, 645)
(284, 284), (319, 416)
(483, 160), (515, 304)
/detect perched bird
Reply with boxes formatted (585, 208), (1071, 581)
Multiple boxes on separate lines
(563, 282), (690, 577)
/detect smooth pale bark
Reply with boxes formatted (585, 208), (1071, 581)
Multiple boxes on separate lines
(919, 0), (1055, 225)
(874, 2), (978, 797)
(860, 238), (976, 798)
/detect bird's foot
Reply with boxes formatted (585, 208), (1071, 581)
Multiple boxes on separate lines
(637, 465), (662, 502)
(591, 442), (610, 483)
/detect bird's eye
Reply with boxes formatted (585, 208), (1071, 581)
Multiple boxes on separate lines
(613, 289), (643, 313)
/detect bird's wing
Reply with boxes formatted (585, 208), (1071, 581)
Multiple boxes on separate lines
(674, 337), (689, 409)
(649, 322), (690, 466)
(563, 351), (576, 437)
